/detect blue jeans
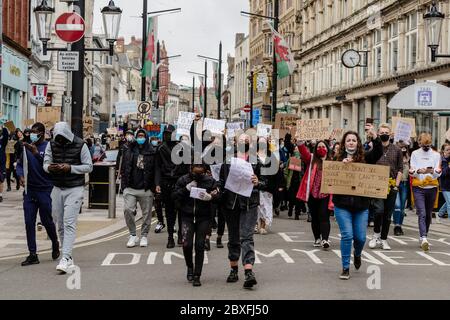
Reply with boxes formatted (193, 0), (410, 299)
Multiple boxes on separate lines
(438, 191), (450, 218)
(393, 181), (409, 226)
(334, 207), (369, 270)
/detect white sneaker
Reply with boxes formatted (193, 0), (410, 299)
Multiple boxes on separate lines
(140, 236), (148, 247)
(313, 239), (321, 247)
(127, 235), (139, 248)
(369, 236), (382, 249)
(436, 216), (442, 224)
(321, 240), (330, 250)
(56, 257), (74, 274)
(381, 240), (391, 250)
(421, 238), (430, 252)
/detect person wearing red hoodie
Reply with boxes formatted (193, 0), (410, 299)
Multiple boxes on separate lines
(296, 140), (333, 250)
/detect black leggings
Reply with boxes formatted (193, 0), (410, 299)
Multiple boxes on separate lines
(182, 219), (210, 276)
(308, 196), (330, 241)
(207, 204), (226, 237)
(161, 182), (182, 239)
(154, 196), (164, 224)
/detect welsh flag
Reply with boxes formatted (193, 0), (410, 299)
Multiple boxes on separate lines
(142, 17), (158, 79)
(266, 21), (296, 79)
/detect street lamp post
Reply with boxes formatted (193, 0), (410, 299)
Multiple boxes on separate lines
(188, 70), (205, 116)
(282, 90), (290, 113)
(424, 1), (450, 62)
(241, 0), (279, 123)
(34, 0), (123, 137)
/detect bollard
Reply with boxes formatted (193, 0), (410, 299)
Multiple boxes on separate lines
(108, 166), (116, 219)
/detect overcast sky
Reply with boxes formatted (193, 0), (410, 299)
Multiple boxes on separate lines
(93, 0), (249, 87)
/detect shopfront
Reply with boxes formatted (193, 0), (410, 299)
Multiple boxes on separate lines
(1, 45), (28, 126)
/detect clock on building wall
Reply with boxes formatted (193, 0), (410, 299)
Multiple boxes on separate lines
(341, 49), (361, 68)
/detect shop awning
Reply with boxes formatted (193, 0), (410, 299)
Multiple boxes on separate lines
(388, 82), (450, 110)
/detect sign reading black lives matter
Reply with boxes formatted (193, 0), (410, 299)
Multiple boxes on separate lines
(320, 161), (390, 199)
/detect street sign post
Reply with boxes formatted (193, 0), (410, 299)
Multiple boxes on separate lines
(243, 104), (251, 113)
(55, 12), (85, 43)
(58, 52), (80, 71)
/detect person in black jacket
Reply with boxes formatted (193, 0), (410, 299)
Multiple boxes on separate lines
(333, 129), (383, 280)
(120, 128), (159, 248)
(155, 125), (190, 248)
(219, 133), (268, 289)
(173, 162), (219, 287)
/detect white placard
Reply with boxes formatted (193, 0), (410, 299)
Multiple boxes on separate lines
(225, 157), (254, 198)
(176, 112), (196, 136)
(115, 101), (138, 116)
(257, 123), (272, 137)
(210, 164), (222, 181)
(203, 118), (226, 135)
(394, 120), (412, 143)
(190, 187), (207, 200)
(226, 122), (245, 138)
(57, 52), (79, 71)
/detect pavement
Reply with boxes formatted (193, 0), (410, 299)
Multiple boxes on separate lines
(0, 186), (127, 259)
(1, 205), (450, 300)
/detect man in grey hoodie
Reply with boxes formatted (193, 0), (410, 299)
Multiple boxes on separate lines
(44, 122), (93, 273)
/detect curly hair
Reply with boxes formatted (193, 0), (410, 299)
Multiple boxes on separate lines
(337, 131), (365, 163)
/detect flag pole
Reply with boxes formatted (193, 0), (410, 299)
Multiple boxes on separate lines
(141, 0), (148, 101)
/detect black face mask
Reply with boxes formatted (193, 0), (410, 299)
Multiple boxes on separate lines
(422, 146), (430, 152)
(242, 143), (250, 153)
(380, 134), (390, 142)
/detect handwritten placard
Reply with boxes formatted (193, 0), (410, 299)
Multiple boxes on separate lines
(226, 122), (245, 139)
(23, 119), (35, 128)
(391, 117), (416, 138)
(296, 119), (330, 140)
(288, 157), (302, 171)
(394, 121), (412, 143)
(257, 123), (272, 137)
(320, 161), (390, 199)
(4, 121), (16, 133)
(275, 114), (299, 137)
(176, 112), (196, 136)
(83, 117), (94, 138)
(36, 107), (61, 130)
(330, 128), (344, 141)
(6, 140), (16, 154)
(203, 118), (226, 135)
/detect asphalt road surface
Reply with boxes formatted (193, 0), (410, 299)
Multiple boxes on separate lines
(1, 212), (450, 300)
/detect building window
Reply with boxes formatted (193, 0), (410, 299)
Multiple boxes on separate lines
(358, 100), (365, 137)
(265, 34), (273, 56)
(266, 1), (273, 17)
(361, 37), (368, 80)
(389, 22), (399, 73)
(406, 12), (418, 68)
(374, 46), (382, 77)
(371, 96), (380, 126)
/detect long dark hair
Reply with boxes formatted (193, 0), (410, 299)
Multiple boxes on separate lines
(312, 140), (330, 169)
(337, 131), (365, 163)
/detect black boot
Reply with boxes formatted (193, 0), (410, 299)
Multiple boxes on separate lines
(193, 275), (201, 287)
(226, 268), (239, 283)
(243, 270), (257, 289)
(216, 236), (224, 248)
(354, 256), (361, 270)
(187, 267), (194, 282)
(52, 242), (60, 261)
(204, 238), (211, 251)
(167, 237), (175, 249)
(21, 253), (39, 266)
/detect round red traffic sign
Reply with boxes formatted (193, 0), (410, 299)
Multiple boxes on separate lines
(243, 104), (251, 113)
(55, 12), (85, 43)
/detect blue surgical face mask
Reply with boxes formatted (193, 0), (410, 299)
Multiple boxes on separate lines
(151, 140), (158, 147)
(30, 133), (40, 143)
(136, 137), (146, 145)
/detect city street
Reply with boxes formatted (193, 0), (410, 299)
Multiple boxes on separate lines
(1, 211), (450, 300)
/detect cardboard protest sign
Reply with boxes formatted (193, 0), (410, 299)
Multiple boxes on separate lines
(320, 161), (390, 199)
(176, 112), (196, 136)
(109, 140), (119, 150)
(36, 107), (61, 130)
(288, 157), (302, 171)
(23, 119), (35, 128)
(6, 140), (16, 154)
(4, 121), (16, 133)
(330, 128), (344, 141)
(107, 128), (118, 136)
(83, 117), (94, 138)
(257, 123), (272, 137)
(391, 117), (416, 138)
(296, 119), (330, 141)
(275, 114), (298, 138)
(394, 120), (412, 143)
(203, 118), (226, 135)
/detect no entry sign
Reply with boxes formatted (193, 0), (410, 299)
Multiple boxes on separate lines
(55, 12), (85, 43)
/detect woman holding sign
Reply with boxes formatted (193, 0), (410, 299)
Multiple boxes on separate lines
(173, 162), (219, 287)
(333, 130), (382, 280)
(296, 140), (333, 249)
